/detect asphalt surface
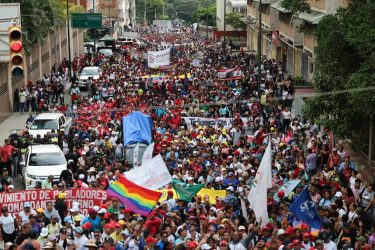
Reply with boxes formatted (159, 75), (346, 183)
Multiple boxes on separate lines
(0, 83), (88, 191)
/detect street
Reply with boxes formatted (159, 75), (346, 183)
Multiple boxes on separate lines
(0, 0), (374, 249)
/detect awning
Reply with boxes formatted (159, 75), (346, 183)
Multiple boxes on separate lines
(253, 0), (273, 4)
(298, 11), (325, 24)
(99, 34), (115, 42)
(230, 0), (247, 8)
(270, 0), (291, 13)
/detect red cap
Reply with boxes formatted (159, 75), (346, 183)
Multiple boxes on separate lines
(167, 190), (174, 195)
(277, 190), (285, 198)
(220, 241), (228, 246)
(88, 208), (97, 215)
(208, 220), (216, 224)
(103, 213), (111, 219)
(285, 227), (295, 235)
(145, 236), (157, 244)
(82, 222), (92, 229)
(187, 241), (198, 248)
(302, 232), (311, 238)
(300, 223), (309, 230)
(292, 239), (301, 245)
(199, 215), (207, 220)
(114, 223), (122, 228)
(125, 208), (133, 213)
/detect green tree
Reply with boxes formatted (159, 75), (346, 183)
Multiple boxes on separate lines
(225, 12), (246, 30)
(1, 0), (68, 53)
(281, 0), (310, 15)
(193, 5), (216, 26)
(303, 1), (375, 138)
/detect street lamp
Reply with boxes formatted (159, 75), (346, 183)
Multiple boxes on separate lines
(66, 0), (72, 78)
(257, 0), (262, 96)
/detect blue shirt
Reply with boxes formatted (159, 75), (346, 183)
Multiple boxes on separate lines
(81, 216), (101, 231)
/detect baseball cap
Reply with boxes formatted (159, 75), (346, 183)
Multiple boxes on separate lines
(74, 227), (83, 234)
(277, 229), (286, 236)
(238, 226), (245, 230)
(24, 202), (31, 208)
(226, 186), (234, 192)
(36, 208), (44, 213)
(40, 227), (48, 237)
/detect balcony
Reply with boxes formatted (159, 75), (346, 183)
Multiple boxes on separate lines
(303, 25), (316, 53)
(306, 0), (327, 12)
(279, 15), (303, 46)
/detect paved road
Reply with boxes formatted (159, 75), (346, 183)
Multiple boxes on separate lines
(0, 84), (88, 191)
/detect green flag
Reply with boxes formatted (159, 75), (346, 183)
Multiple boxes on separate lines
(172, 179), (205, 202)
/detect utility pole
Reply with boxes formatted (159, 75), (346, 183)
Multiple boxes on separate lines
(144, 0), (147, 25)
(66, 0), (72, 78)
(223, 0), (226, 42)
(257, 0), (262, 96)
(93, 0), (96, 53)
(162, 0), (165, 20)
(206, 0), (209, 38)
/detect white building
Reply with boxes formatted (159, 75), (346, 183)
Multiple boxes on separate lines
(118, 0), (136, 31)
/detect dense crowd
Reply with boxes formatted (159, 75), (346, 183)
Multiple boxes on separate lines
(1, 25), (374, 250)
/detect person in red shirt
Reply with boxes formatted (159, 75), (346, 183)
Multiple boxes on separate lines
(1, 139), (17, 177)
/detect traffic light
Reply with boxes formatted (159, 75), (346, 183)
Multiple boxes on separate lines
(9, 25), (24, 76)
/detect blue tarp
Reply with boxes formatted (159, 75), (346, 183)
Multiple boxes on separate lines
(122, 111), (153, 146)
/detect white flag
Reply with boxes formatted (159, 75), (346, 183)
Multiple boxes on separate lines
(124, 154), (172, 190)
(142, 143), (154, 164)
(247, 139), (272, 228)
(133, 143), (140, 168)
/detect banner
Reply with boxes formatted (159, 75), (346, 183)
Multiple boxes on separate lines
(217, 68), (243, 80)
(0, 189), (107, 214)
(183, 117), (248, 129)
(158, 188), (226, 204)
(192, 58), (203, 68)
(148, 48), (171, 68)
(124, 154), (172, 190)
(273, 179), (301, 203)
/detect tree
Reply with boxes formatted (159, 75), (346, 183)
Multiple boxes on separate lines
(3, 0), (70, 53)
(303, 1), (375, 139)
(225, 12), (246, 30)
(193, 5), (216, 26)
(281, 0), (310, 15)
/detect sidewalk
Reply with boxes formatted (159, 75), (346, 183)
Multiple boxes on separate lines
(0, 113), (28, 143)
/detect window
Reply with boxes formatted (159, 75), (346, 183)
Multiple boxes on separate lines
(30, 119), (58, 130)
(309, 62), (314, 74)
(28, 152), (66, 166)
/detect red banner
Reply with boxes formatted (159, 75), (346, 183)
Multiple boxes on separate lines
(0, 189), (107, 215)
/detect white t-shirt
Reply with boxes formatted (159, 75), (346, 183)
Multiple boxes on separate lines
(74, 235), (88, 250)
(282, 111), (292, 120)
(324, 240), (337, 250)
(19, 210), (37, 225)
(0, 214), (16, 234)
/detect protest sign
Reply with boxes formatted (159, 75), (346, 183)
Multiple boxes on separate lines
(0, 189), (107, 214)
(183, 117), (248, 129)
(217, 68), (243, 80)
(148, 48), (171, 68)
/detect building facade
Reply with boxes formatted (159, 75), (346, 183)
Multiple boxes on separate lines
(246, 0), (349, 82)
(216, 0), (247, 31)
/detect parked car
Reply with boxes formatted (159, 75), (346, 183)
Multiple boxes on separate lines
(21, 144), (67, 190)
(78, 66), (100, 88)
(27, 113), (72, 138)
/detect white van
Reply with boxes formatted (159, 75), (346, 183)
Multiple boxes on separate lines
(21, 144), (67, 190)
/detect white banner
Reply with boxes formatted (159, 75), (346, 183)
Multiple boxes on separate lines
(217, 68), (243, 80)
(148, 48), (171, 68)
(124, 154), (172, 190)
(183, 117), (248, 129)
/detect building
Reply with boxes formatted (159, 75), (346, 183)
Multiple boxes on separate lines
(246, 0), (349, 82)
(216, 0), (247, 31)
(118, 0), (136, 30)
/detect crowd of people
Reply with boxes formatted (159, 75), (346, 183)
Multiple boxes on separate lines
(1, 24), (375, 250)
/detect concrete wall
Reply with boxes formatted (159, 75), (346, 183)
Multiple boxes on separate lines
(0, 25), (84, 115)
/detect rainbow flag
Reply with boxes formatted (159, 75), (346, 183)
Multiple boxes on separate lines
(107, 176), (161, 216)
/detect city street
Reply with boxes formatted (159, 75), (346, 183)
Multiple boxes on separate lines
(0, 0), (374, 249)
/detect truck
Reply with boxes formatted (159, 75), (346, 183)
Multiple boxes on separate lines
(27, 113), (72, 138)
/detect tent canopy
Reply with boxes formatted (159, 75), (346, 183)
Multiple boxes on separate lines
(122, 111), (153, 146)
